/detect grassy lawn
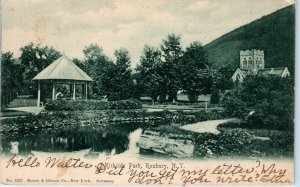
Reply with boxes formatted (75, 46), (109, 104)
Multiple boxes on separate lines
(140, 94), (211, 102)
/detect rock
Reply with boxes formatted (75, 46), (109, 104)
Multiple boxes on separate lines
(138, 130), (194, 158)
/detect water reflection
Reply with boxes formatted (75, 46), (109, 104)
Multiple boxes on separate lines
(1, 123), (141, 157)
(122, 128), (142, 155)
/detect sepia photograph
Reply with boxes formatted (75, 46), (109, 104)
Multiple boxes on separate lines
(0, 0), (296, 185)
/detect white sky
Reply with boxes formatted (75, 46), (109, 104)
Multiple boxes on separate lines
(2, 0), (293, 68)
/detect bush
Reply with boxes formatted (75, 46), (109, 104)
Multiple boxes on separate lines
(0, 112), (81, 132)
(194, 133), (218, 157)
(218, 122), (244, 129)
(222, 91), (249, 118)
(247, 97), (294, 130)
(268, 131), (294, 156)
(45, 99), (142, 111)
(193, 129), (254, 157)
(194, 110), (224, 122)
(218, 129), (254, 155)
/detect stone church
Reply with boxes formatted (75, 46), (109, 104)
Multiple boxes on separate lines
(231, 49), (290, 82)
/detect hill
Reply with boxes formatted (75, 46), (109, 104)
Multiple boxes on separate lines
(205, 5), (295, 74)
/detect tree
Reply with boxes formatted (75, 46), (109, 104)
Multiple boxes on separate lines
(1, 52), (24, 106)
(20, 43), (61, 96)
(83, 44), (106, 62)
(20, 43), (61, 79)
(131, 72), (142, 99)
(213, 64), (235, 92)
(160, 34), (183, 101)
(222, 83), (248, 117)
(109, 48), (134, 100)
(222, 75), (271, 117)
(243, 76), (294, 130)
(136, 45), (162, 102)
(222, 76), (294, 130)
(180, 41), (213, 103)
(73, 58), (86, 71)
(81, 44), (114, 98)
(210, 86), (221, 104)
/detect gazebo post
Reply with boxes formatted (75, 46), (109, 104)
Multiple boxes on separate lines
(37, 82), (41, 107)
(81, 84), (84, 99)
(85, 82), (88, 100)
(69, 83), (72, 97)
(73, 82), (76, 100)
(52, 83), (56, 100)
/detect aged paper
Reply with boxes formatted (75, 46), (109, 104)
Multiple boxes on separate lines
(0, 0), (295, 185)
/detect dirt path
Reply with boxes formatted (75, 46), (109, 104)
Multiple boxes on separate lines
(180, 118), (239, 134)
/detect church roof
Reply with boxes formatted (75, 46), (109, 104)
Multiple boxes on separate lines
(257, 67), (286, 77)
(239, 69), (255, 77)
(32, 55), (93, 82)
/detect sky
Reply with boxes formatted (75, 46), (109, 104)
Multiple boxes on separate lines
(2, 0), (294, 68)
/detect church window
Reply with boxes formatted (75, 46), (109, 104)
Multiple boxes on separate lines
(243, 58), (247, 65)
(236, 73), (241, 80)
(248, 57), (253, 65)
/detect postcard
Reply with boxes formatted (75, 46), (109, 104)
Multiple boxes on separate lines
(0, 0), (295, 185)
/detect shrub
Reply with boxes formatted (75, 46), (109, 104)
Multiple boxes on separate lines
(194, 110), (224, 122)
(218, 129), (254, 155)
(0, 112), (81, 132)
(45, 99), (142, 111)
(268, 131), (294, 157)
(222, 91), (249, 118)
(193, 129), (254, 157)
(194, 133), (218, 157)
(247, 97), (294, 130)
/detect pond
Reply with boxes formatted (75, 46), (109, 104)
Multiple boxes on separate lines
(0, 124), (145, 158)
(1, 120), (293, 159)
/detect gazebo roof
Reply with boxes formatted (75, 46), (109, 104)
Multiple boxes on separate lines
(32, 55), (93, 82)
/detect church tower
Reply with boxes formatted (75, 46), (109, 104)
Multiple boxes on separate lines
(232, 49), (289, 82)
(240, 49), (265, 73)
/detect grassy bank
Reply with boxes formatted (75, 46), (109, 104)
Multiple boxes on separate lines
(0, 109), (224, 133)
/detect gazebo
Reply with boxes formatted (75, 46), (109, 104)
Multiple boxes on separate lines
(32, 54), (93, 107)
